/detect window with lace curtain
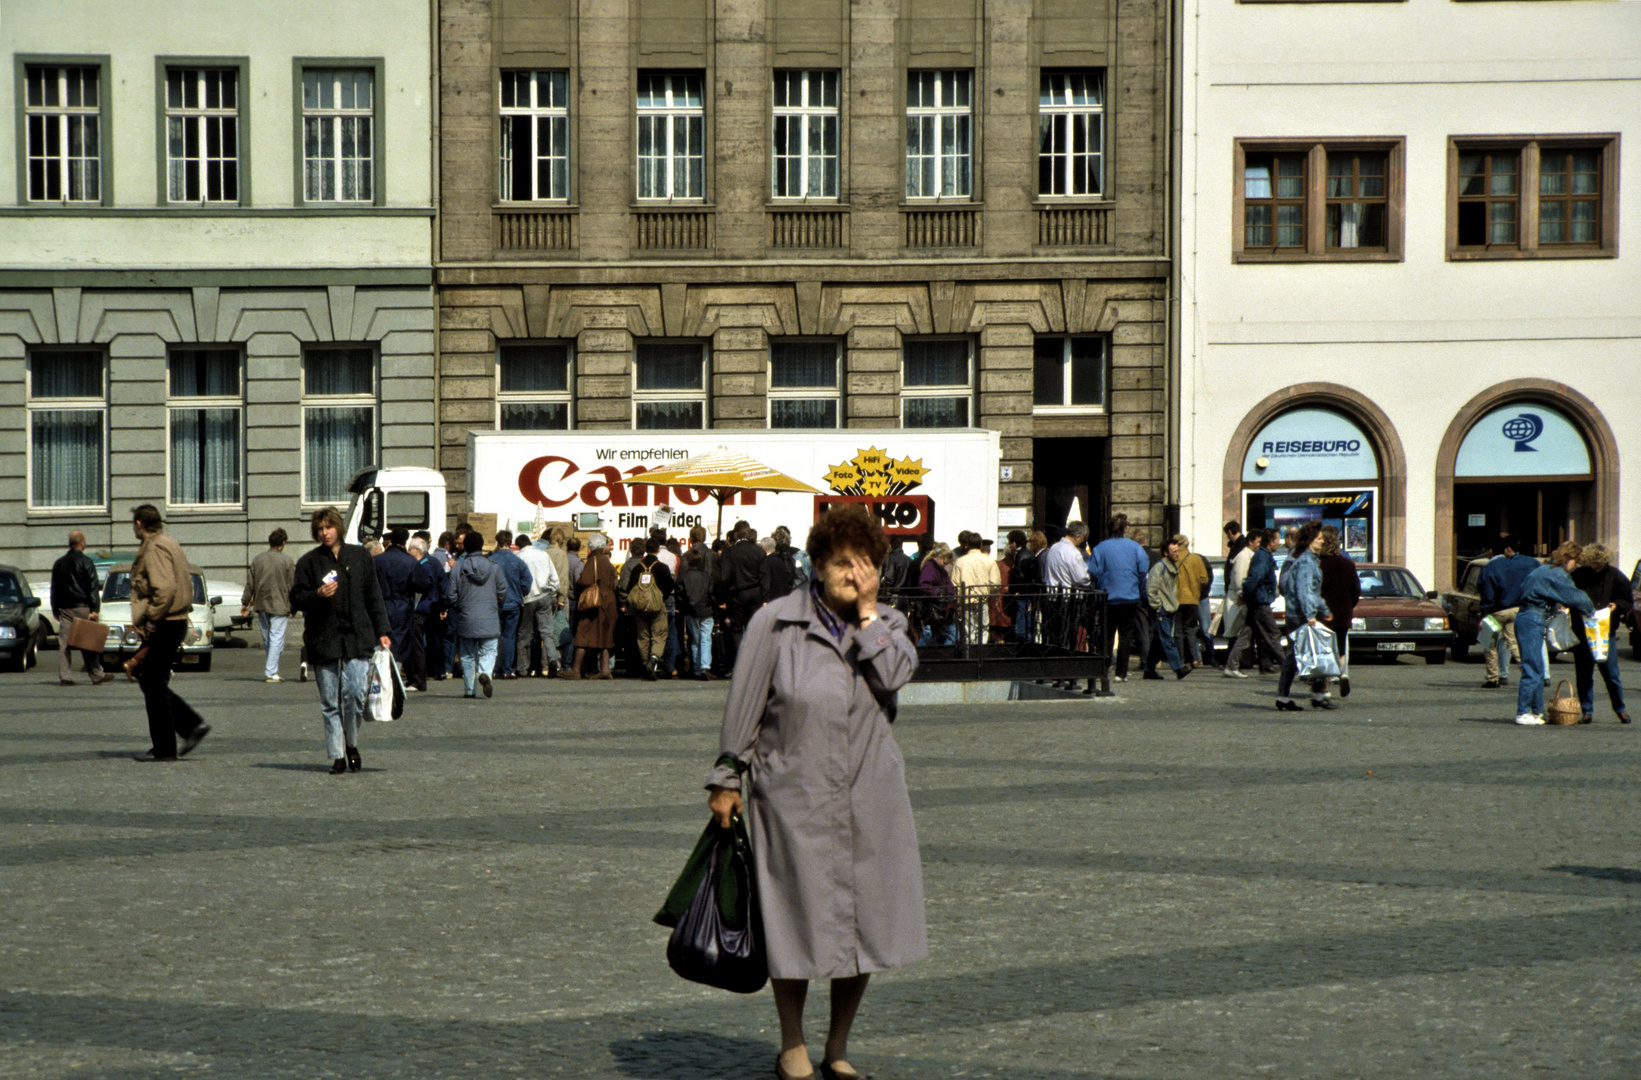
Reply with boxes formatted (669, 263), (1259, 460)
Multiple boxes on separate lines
(901, 339), (973, 428)
(634, 342), (707, 429)
(302, 346), (377, 504)
(769, 341), (841, 428)
(168, 348), (243, 507)
(497, 342), (572, 429)
(1448, 137), (1616, 260)
(27, 349), (106, 510)
(1234, 139), (1405, 261)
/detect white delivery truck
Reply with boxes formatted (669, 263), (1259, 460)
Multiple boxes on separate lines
(340, 430), (1001, 551)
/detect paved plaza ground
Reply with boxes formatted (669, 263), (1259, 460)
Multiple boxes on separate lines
(1, 640), (1638, 1079)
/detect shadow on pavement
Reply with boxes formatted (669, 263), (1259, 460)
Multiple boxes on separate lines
(1550, 864), (1641, 885)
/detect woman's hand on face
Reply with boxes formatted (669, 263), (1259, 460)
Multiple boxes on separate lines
(708, 786), (743, 828)
(851, 555), (880, 618)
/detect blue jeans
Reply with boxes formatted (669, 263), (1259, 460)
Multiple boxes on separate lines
(460, 636), (498, 697)
(1154, 610), (1184, 673)
(1515, 607), (1548, 717)
(497, 608), (520, 676)
(919, 622), (958, 647)
(314, 657), (370, 761)
(689, 615), (713, 675)
(256, 612), (288, 678)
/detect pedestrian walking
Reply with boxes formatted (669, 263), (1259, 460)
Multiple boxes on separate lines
(1174, 537), (1212, 667)
(1144, 537), (1191, 679)
(677, 546), (717, 680)
(241, 528), (296, 683)
(1224, 530), (1283, 677)
(1512, 542), (1594, 726)
(50, 529), (112, 686)
(489, 530), (532, 679)
(1274, 523), (1333, 711)
(375, 527), (431, 691)
(408, 536), (447, 692)
(513, 531), (560, 677)
(1569, 543), (1631, 724)
(1478, 535), (1536, 689)
(1088, 514), (1149, 683)
(1317, 526), (1361, 699)
(706, 504), (923, 1080)
(127, 505), (211, 762)
(290, 507), (392, 772)
(443, 531), (508, 699)
(624, 538), (675, 680)
(916, 542), (958, 646)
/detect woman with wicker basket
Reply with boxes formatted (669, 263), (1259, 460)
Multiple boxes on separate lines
(1512, 541), (1594, 727)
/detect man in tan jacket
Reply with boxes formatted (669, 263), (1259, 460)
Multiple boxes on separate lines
(242, 528), (295, 682)
(129, 504), (209, 761)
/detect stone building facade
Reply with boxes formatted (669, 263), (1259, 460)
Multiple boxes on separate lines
(0, 1), (435, 578)
(437, 0), (1170, 541)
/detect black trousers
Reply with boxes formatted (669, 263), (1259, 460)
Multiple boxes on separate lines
(138, 620), (203, 758)
(406, 613), (429, 691)
(1104, 602), (1142, 679)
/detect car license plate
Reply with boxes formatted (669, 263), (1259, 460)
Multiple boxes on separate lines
(1377, 642), (1416, 652)
(180, 655), (200, 664)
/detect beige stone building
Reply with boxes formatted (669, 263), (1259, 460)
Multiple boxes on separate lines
(436, 0), (1170, 541)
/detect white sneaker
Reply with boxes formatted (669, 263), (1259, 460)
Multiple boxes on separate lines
(265, 675), (282, 683)
(1514, 713), (1546, 726)
(1223, 669), (1248, 679)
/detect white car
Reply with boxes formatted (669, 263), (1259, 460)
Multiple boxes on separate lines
(96, 563), (220, 672)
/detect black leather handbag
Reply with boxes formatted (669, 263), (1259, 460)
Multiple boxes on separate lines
(656, 816), (767, 994)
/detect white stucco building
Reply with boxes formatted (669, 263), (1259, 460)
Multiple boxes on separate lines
(1175, 0), (1639, 591)
(0, 0), (436, 576)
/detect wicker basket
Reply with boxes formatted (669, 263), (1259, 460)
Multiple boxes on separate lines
(1545, 680), (1583, 725)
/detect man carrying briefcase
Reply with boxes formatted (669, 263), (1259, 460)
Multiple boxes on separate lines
(51, 530), (113, 686)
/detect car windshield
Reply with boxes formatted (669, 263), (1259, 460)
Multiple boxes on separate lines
(0, 574), (21, 604)
(1358, 568), (1424, 599)
(103, 572), (206, 605)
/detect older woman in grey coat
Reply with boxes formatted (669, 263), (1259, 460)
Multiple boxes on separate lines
(709, 504), (923, 1080)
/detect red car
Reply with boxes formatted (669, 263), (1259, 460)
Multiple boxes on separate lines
(1347, 564), (1454, 664)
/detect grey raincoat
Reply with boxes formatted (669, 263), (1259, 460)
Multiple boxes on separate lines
(709, 587), (927, 980)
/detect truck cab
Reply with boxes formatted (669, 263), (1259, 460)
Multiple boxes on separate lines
(342, 467), (448, 543)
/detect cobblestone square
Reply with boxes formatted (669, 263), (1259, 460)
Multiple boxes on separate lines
(2, 645), (1638, 1078)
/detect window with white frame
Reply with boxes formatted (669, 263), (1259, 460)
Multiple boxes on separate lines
(498, 342), (572, 430)
(901, 339), (972, 428)
(166, 68), (239, 203)
(27, 349), (106, 509)
(772, 70), (839, 199)
(1038, 70), (1103, 198)
(1032, 336), (1106, 412)
(905, 71), (972, 199)
(769, 340), (841, 428)
(24, 65), (102, 202)
(634, 342), (706, 429)
(636, 72), (704, 200)
(302, 346), (376, 503)
(168, 348), (242, 506)
(302, 68), (374, 202)
(500, 70), (569, 201)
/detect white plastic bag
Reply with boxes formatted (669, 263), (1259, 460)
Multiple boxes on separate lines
(1476, 614), (1500, 652)
(1545, 611), (1580, 653)
(366, 646), (406, 723)
(1293, 623), (1341, 681)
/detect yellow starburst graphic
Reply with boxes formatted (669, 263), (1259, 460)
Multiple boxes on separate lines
(825, 447), (929, 496)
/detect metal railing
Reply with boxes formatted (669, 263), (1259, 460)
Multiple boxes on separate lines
(882, 583), (1110, 690)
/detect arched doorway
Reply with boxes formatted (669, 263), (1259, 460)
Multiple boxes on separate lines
(1434, 380), (1619, 591)
(1223, 385), (1407, 566)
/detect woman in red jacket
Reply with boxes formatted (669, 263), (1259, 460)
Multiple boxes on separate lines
(1317, 526), (1362, 698)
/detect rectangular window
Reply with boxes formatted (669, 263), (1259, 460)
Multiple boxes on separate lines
(772, 70), (839, 200)
(905, 71), (972, 199)
(769, 340), (841, 428)
(1325, 152), (1387, 249)
(167, 348), (242, 506)
(302, 68), (374, 202)
(636, 72), (704, 200)
(901, 339), (972, 428)
(1038, 70), (1103, 198)
(1032, 337), (1106, 412)
(634, 342), (706, 429)
(27, 349), (106, 509)
(166, 68), (239, 203)
(500, 70), (569, 201)
(497, 342), (572, 430)
(1243, 153), (1306, 251)
(24, 64), (102, 202)
(1538, 148), (1601, 245)
(1456, 149), (1518, 248)
(302, 346), (376, 503)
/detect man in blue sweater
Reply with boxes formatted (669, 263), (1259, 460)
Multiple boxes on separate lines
(488, 530), (534, 679)
(1477, 534), (1538, 689)
(1088, 513), (1150, 683)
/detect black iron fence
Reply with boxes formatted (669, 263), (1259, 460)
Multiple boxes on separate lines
(882, 583), (1110, 691)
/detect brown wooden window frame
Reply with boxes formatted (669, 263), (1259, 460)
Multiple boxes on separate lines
(1447, 135), (1619, 261)
(1233, 138), (1405, 263)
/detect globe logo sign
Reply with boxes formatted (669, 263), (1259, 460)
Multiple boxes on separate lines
(1503, 412), (1543, 452)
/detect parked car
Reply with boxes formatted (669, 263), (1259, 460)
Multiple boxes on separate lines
(0, 565), (48, 672)
(1440, 557), (1490, 661)
(96, 563), (219, 672)
(1348, 565), (1453, 663)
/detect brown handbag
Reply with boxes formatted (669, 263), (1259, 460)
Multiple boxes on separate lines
(1545, 680), (1583, 725)
(577, 582), (602, 611)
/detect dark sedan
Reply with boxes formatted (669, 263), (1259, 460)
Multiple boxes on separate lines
(0, 565), (47, 672)
(1347, 564), (1453, 664)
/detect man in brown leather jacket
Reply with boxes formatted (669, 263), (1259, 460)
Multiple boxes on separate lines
(129, 504), (209, 762)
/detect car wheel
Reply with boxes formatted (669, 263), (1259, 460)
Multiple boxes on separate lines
(1450, 637), (1469, 662)
(195, 653), (212, 673)
(1426, 651), (1446, 665)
